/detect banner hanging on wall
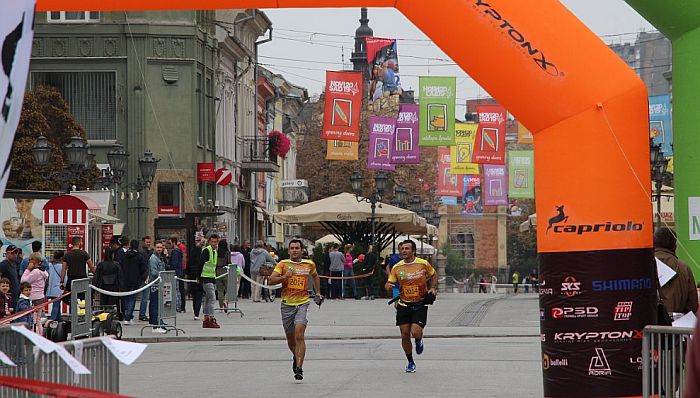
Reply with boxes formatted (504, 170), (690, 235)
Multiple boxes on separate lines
(326, 139), (359, 161)
(418, 76), (456, 146)
(649, 95), (672, 156)
(472, 104), (506, 164)
(436, 147), (461, 196)
(450, 123), (479, 174)
(483, 165), (507, 205)
(391, 104), (420, 164)
(462, 175), (483, 215)
(508, 150), (534, 198)
(321, 71), (363, 142)
(367, 116), (396, 171)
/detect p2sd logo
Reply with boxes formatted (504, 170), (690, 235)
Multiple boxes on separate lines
(561, 276), (581, 297)
(551, 306), (598, 319)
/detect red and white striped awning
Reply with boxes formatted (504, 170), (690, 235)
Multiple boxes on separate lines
(43, 195), (90, 225)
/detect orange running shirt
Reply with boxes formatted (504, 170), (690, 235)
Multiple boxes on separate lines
(273, 259), (318, 306)
(387, 258), (436, 304)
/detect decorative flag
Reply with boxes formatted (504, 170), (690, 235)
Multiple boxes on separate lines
(508, 150), (534, 198)
(322, 71), (363, 142)
(391, 104), (420, 164)
(472, 104), (506, 164)
(483, 165), (507, 205)
(517, 121), (534, 144)
(450, 123), (479, 174)
(365, 37), (400, 103)
(436, 147), (461, 196)
(419, 76), (456, 146)
(649, 95), (672, 156)
(462, 175), (483, 215)
(368, 116), (396, 171)
(326, 140), (359, 161)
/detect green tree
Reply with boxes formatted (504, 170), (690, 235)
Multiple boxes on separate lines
(7, 86), (99, 191)
(442, 244), (470, 280)
(506, 209), (538, 276)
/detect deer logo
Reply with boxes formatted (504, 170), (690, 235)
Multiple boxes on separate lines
(546, 205), (568, 234)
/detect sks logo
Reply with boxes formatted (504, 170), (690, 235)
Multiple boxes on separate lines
(560, 276), (581, 297)
(546, 205), (644, 235)
(474, 0), (561, 76)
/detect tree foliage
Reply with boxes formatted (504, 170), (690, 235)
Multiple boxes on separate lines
(506, 199), (538, 276)
(8, 86), (99, 191)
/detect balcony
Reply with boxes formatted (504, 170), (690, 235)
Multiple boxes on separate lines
(241, 136), (280, 173)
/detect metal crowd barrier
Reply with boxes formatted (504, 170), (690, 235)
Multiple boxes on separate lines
(642, 325), (694, 398)
(0, 326), (120, 397)
(69, 278), (92, 340)
(140, 271), (185, 336)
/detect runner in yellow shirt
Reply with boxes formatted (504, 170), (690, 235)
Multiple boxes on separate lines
(385, 240), (438, 373)
(269, 239), (322, 382)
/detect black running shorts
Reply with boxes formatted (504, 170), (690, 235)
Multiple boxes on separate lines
(396, 303), (428, 327)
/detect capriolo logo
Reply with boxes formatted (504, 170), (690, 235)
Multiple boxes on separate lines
(545, 205), (644, 235)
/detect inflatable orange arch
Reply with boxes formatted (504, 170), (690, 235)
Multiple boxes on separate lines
(36, 1), (656, 396)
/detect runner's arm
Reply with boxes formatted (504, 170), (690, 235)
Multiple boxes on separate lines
(268, 268), (290, 285)
(428, 269), (439, 295)
(385, 268), (397, 292)
(312, 272), (321, 297)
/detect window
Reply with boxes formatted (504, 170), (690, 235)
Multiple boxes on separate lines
(197, 72), (203, 146)
(206, 77), (213, 149)
(47, 11), (100, 23)
(32, 71), (116, 141)
(448, 219), (475, 261)
(158, 182), (182, 214)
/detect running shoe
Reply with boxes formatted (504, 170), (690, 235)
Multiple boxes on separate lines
(294, 368), (304, 381)
(152, 327), (167, 334)
(405, 362), (416, 373)
(415, 339), (424, 355)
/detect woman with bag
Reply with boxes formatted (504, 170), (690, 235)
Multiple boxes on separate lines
(46, 251), (65, 321)
(20, 252), (48, 334)
(93, 248), (122, 308)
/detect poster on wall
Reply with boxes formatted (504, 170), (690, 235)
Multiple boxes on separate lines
(450, 123), (480, 174)
(436, 147), (461, 196)
(462, 175), (483, 215)
(367, 116), (396, 171)
(472, 105), (506, 164)
(508, 150), (534, 198)
(0, 197), (47, 256)
(66, 225), (86, 252)
(649, 95), (672, 156)
(418, 76), (456, 146)
(483, 165), (507, 205)
(391, 104), (420, 164)
(322, 71), (363, 142)
(365, 37), (401, 103)
(517, 122), (534, 144)
(326, 139), (359, 161)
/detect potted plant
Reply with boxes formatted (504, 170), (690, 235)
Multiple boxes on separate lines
(267, 130), (291, 159)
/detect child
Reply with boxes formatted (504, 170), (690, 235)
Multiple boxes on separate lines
(0, 278), (12, 318)
(13, 282), (33, 329)
(21, 252), (48, 335)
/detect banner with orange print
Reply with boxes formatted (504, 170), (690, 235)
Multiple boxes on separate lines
(326, 140), (359, 161)
(472, 104), (506, 165)
(321, 71), (363, 142)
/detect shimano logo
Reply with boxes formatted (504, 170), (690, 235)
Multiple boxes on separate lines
(593, 279), (652, 292)
(475, 0), (561, 76)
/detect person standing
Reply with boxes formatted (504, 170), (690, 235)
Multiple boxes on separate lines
(343, 244), (356, 299)
(199, 234), (220, 328)
(168, 237), (185, 313)
(114, 237), (129, 264)
(120, 240), (147, 325)
(187, 235), (204, 320)
(490, 274), (498, 294)
(138, 236), (153, 321)
(46, 251), (65, 321)
(60, 237), (95, 302)
(512, 271), (520, 294)
(268, 239), (322, 381)
(92, 247), (122, 308)
(19, 241), (48, 277)
(654, 227), (698, 315)
(0, 245), (19, 310)
(20, 253), (48, 334)
(328, 244), (345, 299)
(230, 244), (245, 296)
(147, 241), (167, 333)
(239, 240), (252, 299)
(250, 240), (275, 302)
(215, 239), (230, 310)
(384, 240), (438, 373)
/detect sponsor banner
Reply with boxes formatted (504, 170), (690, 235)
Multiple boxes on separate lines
(322, 71), (363, 142)
(483, 165), (507, 205)
(326, 139), (359, 161)
(66, 225), (86, 252)
(418, 76), (456, 146)
(450, 123), (479, 174)
(649, 95), (672, 156)
(0, 3), (35, 198)
(472, 105), (506, 164)
(508, 150), (534, 198)
(365, 37), (401, 103)
(0, 197), (48, 256)
(462, 175), (483, 215)
(197, 162), (215, 183)
(689, 197), (700, 241)
(518, 121), (534, 144)
(101, 224), (113, 260)
(436, 147), (461, 197)
(391, 104), (420, 164)
(367, 116), (396, 171)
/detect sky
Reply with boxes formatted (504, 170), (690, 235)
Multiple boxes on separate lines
(259, 1), (656, 115)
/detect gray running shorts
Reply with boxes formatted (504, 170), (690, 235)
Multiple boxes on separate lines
(281, 303), (309, 334)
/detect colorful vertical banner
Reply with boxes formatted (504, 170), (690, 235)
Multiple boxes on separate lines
(322, 71), (363, 142)
(391, 104), (420, 164)
(450, 123), (480, 174)
(462, 175), (483, 215)
(365, 37), (401, 103)
(517, 121), (534, 144)
(368, 116), (396, 171)
(483, 165), (507, 205)
(649, 95), (672, 156)
(508, 150), (534, 198)
(419, 76), (456, 146)
(472, 105), (506, 164)
(326, 140), (359, 161)
(437, 147), (461, 196)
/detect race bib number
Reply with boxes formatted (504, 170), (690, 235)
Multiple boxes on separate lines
(403, 285), (419, 299)
(288, 276), (307, 290)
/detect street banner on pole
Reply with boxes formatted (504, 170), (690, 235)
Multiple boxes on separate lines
(436, 147), (461, 196)
(326, 139), (359, 161)
(365, 37), (400, 103)
(483, 165), (508, 205)
(321, 71), (363, 142)
(462, 175), (483, 215)
(649, 95), (672, 156)
(391, 104), (420, 164)
(508, 150), (534, 198)
(367, 116), (395, 171)
(450, 122), (479, 174)
(517, 121), (534, 144)
(472, 104), (506, 164)
(419, 76), (456, 146)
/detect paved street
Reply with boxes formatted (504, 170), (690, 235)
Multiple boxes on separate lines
(120, 293), (543, 397)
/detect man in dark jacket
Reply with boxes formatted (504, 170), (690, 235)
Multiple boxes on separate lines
(0, 244), (19, 309)
(239, 239), (252, 299)
(121, 240), (148, 324)
(138, 236), (153, 321)
(654, 227), (698, 315)
(114, 236), (129, 265)
(186, 235), (204, 320)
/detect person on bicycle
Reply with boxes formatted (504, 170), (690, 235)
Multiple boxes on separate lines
(250, 240), (275, 302)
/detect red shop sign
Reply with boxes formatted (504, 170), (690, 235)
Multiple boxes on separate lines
(197, 162), (216, 183)
(66, 225), (86, 252)
(158, 206), (180, 215)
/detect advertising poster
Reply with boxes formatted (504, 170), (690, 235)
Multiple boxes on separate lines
(436, 147), (461, 197)
(649, 95), (672, 156)
(391, 104), (420, 164)
(517, 121), (534, 144)
(462, 175), (483, 215)
(483, 165), (508, 205)
(0, 197), (47, 256)
(66, 225), (86, 252)
(450, 122), (480, 174)
(472, 105), (507, 164)
(508, 150), (535, 198)
(365, 37), (401, 103)
(322, 71), (363, 142)
(367, 116), (396, 171)
(418, 76), (456, 146)
(326, 139), (359, 161)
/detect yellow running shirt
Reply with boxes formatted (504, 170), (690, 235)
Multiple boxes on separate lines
(274, 259), (318, 306)
(387, 257), (436, 304)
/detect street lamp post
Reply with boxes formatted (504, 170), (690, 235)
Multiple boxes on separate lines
(650, 139), (669, 226)
(350, 171), (388, 249)
(32, 136), (91, 192)
(97, 143), (130, 215)
(127, 150), (160, 238)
